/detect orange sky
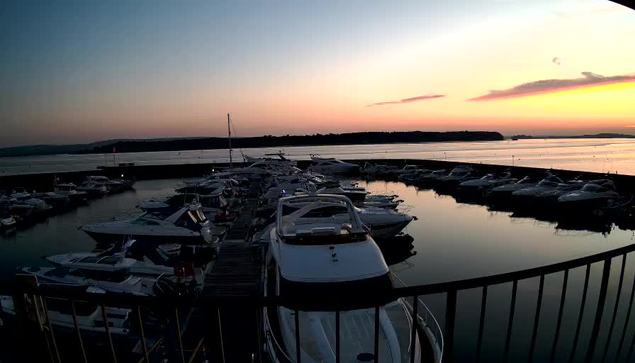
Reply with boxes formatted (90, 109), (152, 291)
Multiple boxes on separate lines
(0, 0), (634, 146)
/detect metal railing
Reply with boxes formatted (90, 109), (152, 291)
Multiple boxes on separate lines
(4, 242), (635, 362)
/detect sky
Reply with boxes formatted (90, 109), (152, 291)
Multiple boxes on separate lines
(0, 0), (634, 147)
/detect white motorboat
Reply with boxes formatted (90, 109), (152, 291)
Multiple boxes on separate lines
(363, 195), (403, 209)
(396, 165), (424, 180)
(54, 183), (89, 204)
(558, 181), (621, 209)
(45, 239), (177, 277)
(76, 181), (109, 198)
(1, 293), (131, 338)
(307, 158), (359, 175)
(262, 194), (441, 363)
(357, 207), (414, 239)
(20, 265), (158, 296)
(85, 175), (134, 193)
(415, 169), (448, 184)
(10, 191), (52, 215)
(511, 175), (564, 199)
(459, 172), (517, 190)
(436, 165), (477, 186)
(0, 215), (17, 230)
(32, 192), (70, 209)
(488, 176), (539, 196)
(317, 183), (367, 206)
(81, 204), (215, 245)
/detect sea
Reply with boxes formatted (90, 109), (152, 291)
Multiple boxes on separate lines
(2, 138), (635, 361)
(2, 138), (635, 176)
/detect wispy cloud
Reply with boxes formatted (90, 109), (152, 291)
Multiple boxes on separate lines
(624, 125), (635, 128)
(468, 72), (635, 102)
(367, 94), (445, 107)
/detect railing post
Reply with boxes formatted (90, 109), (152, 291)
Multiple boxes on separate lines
(374, 306), (380, 363)
(335, 310), (341, 363)
(569, 264), (591, 363)
(475, 286), (488, 363)
(616, 261), (635, 360)
(601, 254), (627, 363)
(71, 300), (88, 363)
(136, 305), (150, 363)
(503, 280), (518, 363)
(217, 307), (226, 363)
(101, 303), (117, 363)
(444, 290), (457, 363)
(41, 298), (61, 363)
(295, 309), (301, 363)
(528, 275), (545, 363)
(410, 296), (418, 363)
(550, 269), (569, 363)
(585, 258), (612, 363)
(175, 307), (185, 363)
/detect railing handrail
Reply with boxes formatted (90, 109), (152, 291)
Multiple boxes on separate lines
(4, 242), (635, 306)
(392, 242), (635, 296)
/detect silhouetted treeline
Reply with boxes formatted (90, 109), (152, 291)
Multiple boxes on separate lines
(79, 131), (504, 154)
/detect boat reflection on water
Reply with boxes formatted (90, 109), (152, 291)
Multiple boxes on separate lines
(375, 234), (417, 266)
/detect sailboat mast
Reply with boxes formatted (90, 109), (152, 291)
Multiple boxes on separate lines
(227, 113), (233, 170)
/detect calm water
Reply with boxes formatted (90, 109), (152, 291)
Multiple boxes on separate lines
(2, 178), (635, 361)
(4, 138), (635, 176)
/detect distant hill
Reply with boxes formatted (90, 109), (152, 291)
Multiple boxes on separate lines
(508, 133), (635, 140)
(78, 131), (504, 154)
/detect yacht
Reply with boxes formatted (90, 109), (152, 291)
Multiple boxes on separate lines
(459, 172), (517, 190)
(363, 195), (403, 209)
(396, 165), (424, 180)
(0, 292), (131, 339)
(357, 207), (414, 239)
(0, 215), (17, 230)
(532, 181), (586, 204)
(76, 181), (109, 198)
(307, 158), (359, 175)
(488, 176), (538, 197)
(317, 182), (367, 206)
(10, 190), (52, 216)
(435, 165), (477, 187)
(85, 175), (135, 193)
(20, 265), (158, 296)
(54, 183), (89, 204)
(262, 194), (441, 363)
(511, 175), (564, 199)
(81, 204), (215, 245)
(32, 191), (70, 209)
(558, 181), (621, 209)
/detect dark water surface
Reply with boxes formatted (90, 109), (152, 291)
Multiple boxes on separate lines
(2, 178), (635, 361)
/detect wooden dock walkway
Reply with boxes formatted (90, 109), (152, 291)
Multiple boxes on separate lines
(184, 196), (264, 362)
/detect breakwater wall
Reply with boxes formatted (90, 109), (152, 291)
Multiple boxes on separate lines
(1, 159), (633, 193)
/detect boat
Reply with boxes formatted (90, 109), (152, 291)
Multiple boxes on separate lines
(10, 190), (52, 216)
(414, 169), (448, 186)
(32, 192), (70, 209)
(488, 176), (539, 197)
(316, 182), (367, 206)
(363, 195), (403, 209)
(307, 158), (359, 175)
(19, 265), (159, 296)
(357, 207), (415, 239)
(54, 183), (89, 204)
(511, 175), (564, 200)
(0, 215), (17, 230)
(458, 172), (517, 190)
(558, 181), (621, 209)
(80, 204), (216, 245)
(435, 165), (477, 187)
(0, 292), (132, 339)
(396, 165), (425, 180)
(262, 194), (441, 363)
(45, 239), (185, 278)
(85, 175), (135, 193)
(76, 181), (109, 198)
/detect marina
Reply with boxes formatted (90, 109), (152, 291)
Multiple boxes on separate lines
(2, 154), (635, 362)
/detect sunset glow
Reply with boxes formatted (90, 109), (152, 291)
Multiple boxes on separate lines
(0, 0), (634, 147)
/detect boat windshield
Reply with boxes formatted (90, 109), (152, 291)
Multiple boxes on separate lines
(517, 177), (533, 184)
